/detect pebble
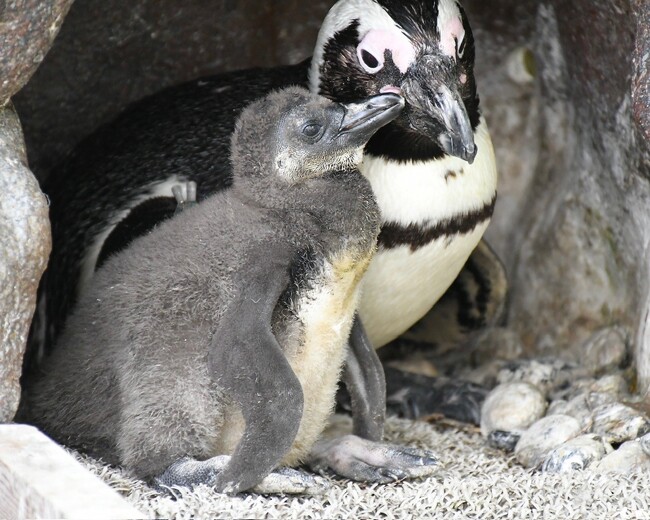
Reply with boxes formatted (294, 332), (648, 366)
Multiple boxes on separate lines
(541, 434), (611, 473)
(487, 430), (521, 452)
(593, 440), (650, 473)
(640, 432), (650, 457)
(480, 382), (547, 437)
(546, 394), (593, 431)
(514, 414), (581, 468)
(589, 373), (628, 396)
(591, 402), (650, 444)
(496, 358), (589, 397)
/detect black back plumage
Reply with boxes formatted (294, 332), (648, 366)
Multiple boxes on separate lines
(41, 62), (310, 353)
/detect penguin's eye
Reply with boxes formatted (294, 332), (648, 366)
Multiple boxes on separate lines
(357, 46), (383, 74)
(301, 123), (322, 138)
(361, 50), (380, 70)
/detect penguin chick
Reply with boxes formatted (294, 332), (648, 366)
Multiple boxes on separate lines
(25, 88), (437, 495)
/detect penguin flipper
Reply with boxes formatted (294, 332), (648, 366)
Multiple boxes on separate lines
(307, 434), (438, 483)
(207, 254), (304, 494)
(342, 315), (386, 442)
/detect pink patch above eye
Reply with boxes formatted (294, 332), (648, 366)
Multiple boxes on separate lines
(357, 29), (416, 74)
(441, 17), (465, 59)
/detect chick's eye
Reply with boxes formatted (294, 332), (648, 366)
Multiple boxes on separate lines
(302, 123), (322, 138)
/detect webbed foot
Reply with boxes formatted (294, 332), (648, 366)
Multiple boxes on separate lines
(385, 367), (488, 424)
(307, 434), (438, 484)
(172, 181), (198, 215)
(153, 456), (328, 495)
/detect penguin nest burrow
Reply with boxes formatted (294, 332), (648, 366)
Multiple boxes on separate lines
(13, 0), (650, 383)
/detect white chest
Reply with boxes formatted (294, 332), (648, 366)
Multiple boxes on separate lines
(214, 254), (371, 464)
(358, 118), (497, 347)
(282, 253), (370, 463)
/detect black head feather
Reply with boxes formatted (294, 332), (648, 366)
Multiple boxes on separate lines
(316, 0), (481, 163)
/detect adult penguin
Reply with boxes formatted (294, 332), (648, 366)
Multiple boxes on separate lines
(34, 0), (504, 421)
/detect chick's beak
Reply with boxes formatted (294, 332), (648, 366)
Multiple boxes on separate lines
(401, 56), (477, 164)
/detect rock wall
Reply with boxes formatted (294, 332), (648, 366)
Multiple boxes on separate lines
(0, 0), (72, 421)
(470, 1), (650, 389)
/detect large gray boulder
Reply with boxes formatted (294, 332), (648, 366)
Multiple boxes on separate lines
(0, 105), (50, 422)
(0, 0), (72, 421)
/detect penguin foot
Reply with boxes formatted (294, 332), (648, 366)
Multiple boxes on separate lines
(172, 181), (198, 215)
(307, 434), (438, 484)
(385, 367), (488, 424)
(251, 467), (330, 495)
(153, 455), (328, 495)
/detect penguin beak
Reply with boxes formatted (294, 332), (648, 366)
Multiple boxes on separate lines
(336, 93), (405, 146)
(402, 57), (477, 164)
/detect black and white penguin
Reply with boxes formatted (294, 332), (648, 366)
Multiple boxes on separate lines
(33, 0), (501, 419)
(24, 88), (438, 494)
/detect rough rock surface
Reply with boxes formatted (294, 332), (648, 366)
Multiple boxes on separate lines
(14, 0), (332, 176)
(0, 105), (51, 422)
(0, 0), (74, 105)
(472, 1), (650, 389)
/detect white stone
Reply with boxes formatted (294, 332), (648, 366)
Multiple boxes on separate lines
(541, 434), (612, 473)
(591, 403), (650, 444)
(480, 382), (547, 437)
(515, 414), (581, 468)
(593, 440), (650, 473)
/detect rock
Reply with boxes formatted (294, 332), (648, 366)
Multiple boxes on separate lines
(639, 432), (650, 457)
(0, 104), (51, 422)
(589, 373), (628, 396)
(550, 377), (597, 401)
(496, 358), (589, 397)
(541, 434), (612, 472)
(593, 440), (650, 473)
(514, 415), (582, 468)
(487, 430), (521, 452)
(586, 392), (618, 409)
(591, 403), (650, 444)
(579, 327), (628, 374)
(0, 0), (74, 105)
(547, 399), (568, 416)
(480, 382), (547, 437)
(555, 393), (594, 431)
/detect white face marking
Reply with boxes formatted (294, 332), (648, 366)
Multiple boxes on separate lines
(437, 0), (465, 60)
(357, 28), (416, 75)
(309, 0), (416, 92)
